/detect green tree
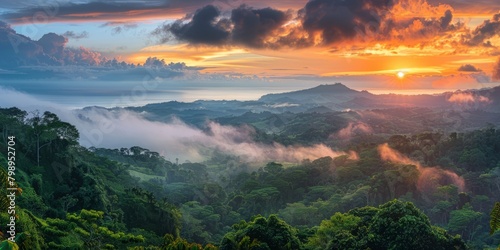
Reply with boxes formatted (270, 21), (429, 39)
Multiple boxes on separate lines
(243, 187), (280, 216)
(307, 212), (362, 250)
(180, 201), (220, 244)
(447, 204), (483, 241)
(158, 234), (218, 250)
(27, 111), (79, 167)
(0, 107), (27, 145)
(220, 214), (301, 250)
(307, 200), (467, 250)
(371, 200), (466, 250)
(278, 202), (320, 227)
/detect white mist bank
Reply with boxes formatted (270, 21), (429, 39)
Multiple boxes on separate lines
(75, 107), (354, 163)
(0, 87), (351, 163)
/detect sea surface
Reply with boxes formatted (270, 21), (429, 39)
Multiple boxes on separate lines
(0, 79), (488, 109)
(0, 80), (311, 108)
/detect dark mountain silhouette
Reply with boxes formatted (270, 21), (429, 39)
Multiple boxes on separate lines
(259, 83), (500, 112)
(259, 83), (370, 104)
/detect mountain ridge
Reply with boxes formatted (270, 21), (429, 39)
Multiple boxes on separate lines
(258, 83), (500, 111)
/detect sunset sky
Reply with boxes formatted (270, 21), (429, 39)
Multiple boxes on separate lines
(1, 0), (500, 97)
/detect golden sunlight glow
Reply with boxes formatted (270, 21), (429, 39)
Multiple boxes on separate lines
(126, 42), (496, 83)
(127, 44), (279, 71)
(321, 67), (441, 77)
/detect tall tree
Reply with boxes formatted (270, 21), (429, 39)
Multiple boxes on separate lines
(27, 111), (79, 166)
(0, 107), (27, 145)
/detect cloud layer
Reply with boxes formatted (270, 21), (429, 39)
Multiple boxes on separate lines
(0, 22), (199, 80)
(447, 92), (491, 104)
(2, 0), (500, 52)
(151, 0), (475, 49)
(76, 107), (355, 163)
(2, 0), (497, 23)
(0, 21), (106, 68)
(2, 0), (500, 84)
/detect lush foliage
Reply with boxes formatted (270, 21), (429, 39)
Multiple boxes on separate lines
(0, 107), (499, 249)
(307, 200), (466, 250)
(492, 202), (500, 235)
(220, 214), (301, 250)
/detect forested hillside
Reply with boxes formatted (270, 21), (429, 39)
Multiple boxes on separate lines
(0, 107), (499, 249)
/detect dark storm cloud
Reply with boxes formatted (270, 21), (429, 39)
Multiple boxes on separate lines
(440, 9), (453, 29)
(62, 31), (89, 40)
(304, 1), (458, 45)
(458, 64), (481, 72)
(462, 13), (500, 47)
(230, 5), (290, 48)
(153, 4), (292, 47)
(155, 5), (230, 45)
(154, 0), (464, 48)
(301, 0), (393, 44)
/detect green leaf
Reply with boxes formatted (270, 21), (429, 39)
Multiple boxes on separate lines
(491, 202), (500, 235)
(0, 240), (19, 250)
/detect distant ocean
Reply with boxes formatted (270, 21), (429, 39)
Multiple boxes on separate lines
(27, 88), (282, 108)
(0, 80), (311, 109)
(0, 79), (487, 109)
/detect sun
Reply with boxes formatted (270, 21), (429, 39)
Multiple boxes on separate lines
(397, 71), (405, 79)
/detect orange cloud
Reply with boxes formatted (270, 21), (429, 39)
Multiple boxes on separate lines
(426, 0), (500, 16)
(334, 122), (373, 140)
(378, 143), (421, 166)
(431, 74), (490, 89)
(391, 0), (454, 19)
(378, 143), (465, 192)
(148, 0), (475, 52)
(448, 92), (475, 102)
(447, 92), (491, 103)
